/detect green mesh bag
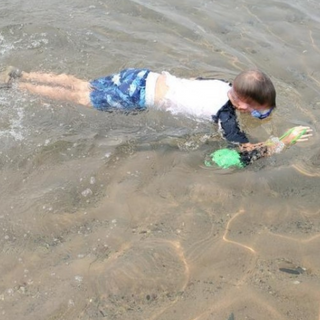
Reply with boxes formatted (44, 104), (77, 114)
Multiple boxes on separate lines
(204, 148), (244, 169)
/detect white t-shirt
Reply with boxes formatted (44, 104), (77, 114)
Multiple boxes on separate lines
(145, 71), (231, 121)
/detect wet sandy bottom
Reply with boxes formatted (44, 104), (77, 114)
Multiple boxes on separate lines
(1, 145), (320, 320)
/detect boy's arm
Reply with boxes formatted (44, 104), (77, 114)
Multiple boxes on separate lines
(238, 126), (313, 165)
(214, 101), (250, 144)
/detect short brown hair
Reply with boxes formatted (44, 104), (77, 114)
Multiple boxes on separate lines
(233, 70), (276, 108)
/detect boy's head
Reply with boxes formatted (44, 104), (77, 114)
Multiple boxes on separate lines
(229, 69), (276, 119)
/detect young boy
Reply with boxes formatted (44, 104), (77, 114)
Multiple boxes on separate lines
(0, 66), (312, 164)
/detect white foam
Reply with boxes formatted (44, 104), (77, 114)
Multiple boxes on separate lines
(0, 98), (25, 141)
(0, 33), (14, 55)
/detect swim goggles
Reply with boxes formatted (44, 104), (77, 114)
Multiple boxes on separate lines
(251, 107), (274, 120)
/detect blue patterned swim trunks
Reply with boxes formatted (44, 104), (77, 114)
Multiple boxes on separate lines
(89, 68), (150, 111)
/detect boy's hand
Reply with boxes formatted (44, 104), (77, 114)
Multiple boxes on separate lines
(281, 126), (313, 146)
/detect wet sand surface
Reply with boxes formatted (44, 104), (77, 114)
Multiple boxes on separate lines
(1, 0), (320, 319)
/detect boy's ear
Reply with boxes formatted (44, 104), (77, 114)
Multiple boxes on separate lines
(235, 101), (249, 111)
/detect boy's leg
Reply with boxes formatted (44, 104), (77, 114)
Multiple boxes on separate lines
(18, 82), (91, 107)
(21, 71), (87, 90)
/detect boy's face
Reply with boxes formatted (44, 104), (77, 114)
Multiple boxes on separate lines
(228, 88), (273, 119)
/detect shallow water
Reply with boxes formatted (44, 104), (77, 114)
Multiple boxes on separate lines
(1, 0), (320, 319)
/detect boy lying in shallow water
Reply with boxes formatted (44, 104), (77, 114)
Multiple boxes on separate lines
(0, 66), (312, 165)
